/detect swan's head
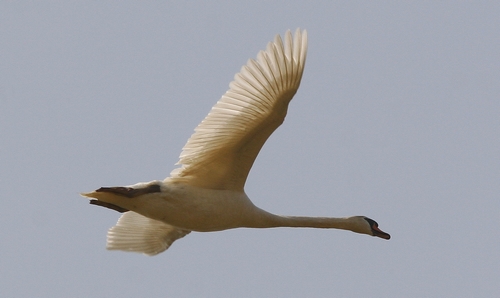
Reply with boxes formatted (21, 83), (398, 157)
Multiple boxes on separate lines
(349, 216), (390, 240)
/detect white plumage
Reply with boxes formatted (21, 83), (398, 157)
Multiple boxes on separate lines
(82, 29), (389, 256)
(107, 211), (190, 256)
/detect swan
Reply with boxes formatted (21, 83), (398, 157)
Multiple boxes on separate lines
(82, 29), (390, 256)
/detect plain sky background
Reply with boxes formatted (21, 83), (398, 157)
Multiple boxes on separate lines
(1, 1), (499, 297)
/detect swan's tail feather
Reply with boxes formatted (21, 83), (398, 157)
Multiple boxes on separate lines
(106, 211), (190, 256)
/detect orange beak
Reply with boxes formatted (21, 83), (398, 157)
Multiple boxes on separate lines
(371, 224), (391, 240)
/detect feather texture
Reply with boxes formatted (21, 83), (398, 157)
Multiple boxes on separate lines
(106, 211), (190, 256)
(169, 29), (308, 191)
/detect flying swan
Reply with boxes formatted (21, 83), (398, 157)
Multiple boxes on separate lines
(82, 29), (390, 256)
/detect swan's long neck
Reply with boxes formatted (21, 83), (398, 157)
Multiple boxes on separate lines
(277, 216), (353, 230)
(245, 208), (354, 231)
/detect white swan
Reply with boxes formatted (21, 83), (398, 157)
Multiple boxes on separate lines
(82, 29), (390, 256)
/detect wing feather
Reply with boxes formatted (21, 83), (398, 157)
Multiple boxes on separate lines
(107, 212), (190, 256)
(169, 29), (308, 190)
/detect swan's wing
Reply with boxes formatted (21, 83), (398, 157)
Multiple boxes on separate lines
(106, 211), (190, 256)
(168, 29), (308, 190)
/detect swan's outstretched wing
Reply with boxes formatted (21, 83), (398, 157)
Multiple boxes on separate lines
(169, 29), (308, 191)
(106, 211), (190, 256)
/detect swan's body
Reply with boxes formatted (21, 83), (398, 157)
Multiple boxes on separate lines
(83, 29), (390, 256)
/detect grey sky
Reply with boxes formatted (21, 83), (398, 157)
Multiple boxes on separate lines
(1, 1), (499, 297)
